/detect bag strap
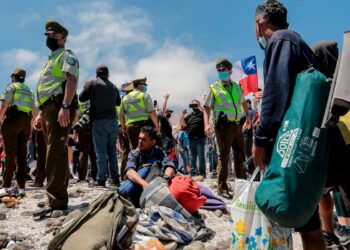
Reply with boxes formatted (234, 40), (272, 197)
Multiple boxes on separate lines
(249, 167), (264, 183)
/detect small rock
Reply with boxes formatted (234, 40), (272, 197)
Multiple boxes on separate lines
(68, 191), (80, 198)
(200, 213), (207, 220)
(216, 239), (229, 250)
(183, 241), (205, 250)
(0, 207), (10, 214)
(31, 194), (45, 199)
(51, 210), (64, 218)
(163, 241), (178, 250)
(214, 209), (223, 218)
(58, 215), (67, 222)
(9, 233), (26, 242)
(46, 220), (62, 228)
(9, 242), (35, 250)
(45, 227), (54, 234)
(0, 232), (9, 248)
(63, 209), (81, 224)
(0, 213), (6, 220)
(20, 211), (34, 217)
(7, 240), (16, 248)
(206, 245), (217, 250)
(40, 242), (48, 248)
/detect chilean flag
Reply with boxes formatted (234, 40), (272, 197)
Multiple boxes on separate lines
(232, 56), (258, 96)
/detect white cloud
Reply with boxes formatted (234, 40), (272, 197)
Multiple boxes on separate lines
(0, 1), (215, 109)
(0, 49), (46, 90)
(132, 43), (214, 109)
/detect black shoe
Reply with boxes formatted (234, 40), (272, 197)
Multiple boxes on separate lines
(323, 231), (342, 249)
(92, 181), (105, 187)
(335, 224), (350, 247)
(107, 178), (120, 188)
(33, 206), (53, 219)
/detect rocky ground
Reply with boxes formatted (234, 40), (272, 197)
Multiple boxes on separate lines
(0, 175), (303, 250)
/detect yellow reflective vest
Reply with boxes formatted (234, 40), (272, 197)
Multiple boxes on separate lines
(122, 90), (148, 126)
(210, 80), (243, 122)
(37, 49), (66, 106)
(10, 82), (34, 113)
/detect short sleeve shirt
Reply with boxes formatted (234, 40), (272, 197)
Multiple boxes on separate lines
(204, 80), (244, 109)
(60, 49), (79, 79)
(3, 84), (16, 102)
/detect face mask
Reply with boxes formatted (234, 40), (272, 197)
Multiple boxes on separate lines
(143, 86), (148, 93)
(46, 37), (60, 51)
(166, 113), (171, 119)
(218, 71), (229, 81)
(258, 36), (266, 50)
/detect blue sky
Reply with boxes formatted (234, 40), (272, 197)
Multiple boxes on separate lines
(0, 0), (349, 108)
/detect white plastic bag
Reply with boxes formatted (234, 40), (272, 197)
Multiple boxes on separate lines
(230, 168), (292, 250)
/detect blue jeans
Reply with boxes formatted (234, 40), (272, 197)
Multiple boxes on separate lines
(189, 137), (206, 177)
(179, 148), (189, 174)
(118, 167), (149, 207)
(208, 147), (218, 173)
(92, 118), (119, 183)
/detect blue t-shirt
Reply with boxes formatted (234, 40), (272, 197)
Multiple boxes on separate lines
(177, 131), (189, 148)
(125, 145), (176, 173)
(254, 30), (318, 148)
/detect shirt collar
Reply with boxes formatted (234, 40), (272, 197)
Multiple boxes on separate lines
(49, 48), (65, 60)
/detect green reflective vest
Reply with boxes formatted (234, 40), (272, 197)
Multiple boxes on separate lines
(122, 90), (148, 125)
(210, 80), (243, 122)
(10, 82), (35, 113)
(37, 49), (66, 106)
(78, 100), (90, 114)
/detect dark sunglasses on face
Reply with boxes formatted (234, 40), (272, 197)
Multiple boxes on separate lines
(217, 67), (229, 72)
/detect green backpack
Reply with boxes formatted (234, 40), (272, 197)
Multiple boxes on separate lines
(255, 67), (330, 228)
(48, 191), (138, 250)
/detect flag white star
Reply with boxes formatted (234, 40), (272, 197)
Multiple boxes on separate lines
(246, 60), (256, 70)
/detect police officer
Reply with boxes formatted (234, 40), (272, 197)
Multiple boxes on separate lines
(117, 82), (133, 179)
(0, 68), (34, 196)
(204, 58), (251, 196)
(75, 97), (97, 182)
(33, 19), (79, 214)
(119, 77), (160, 150)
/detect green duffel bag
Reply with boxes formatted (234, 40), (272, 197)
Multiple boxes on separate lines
(255, 67), (330, 228)
(48, 191), (138, 250)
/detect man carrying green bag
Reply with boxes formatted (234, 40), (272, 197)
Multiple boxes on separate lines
(252, 1), (329, 249)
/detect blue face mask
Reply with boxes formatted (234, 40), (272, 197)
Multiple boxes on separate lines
(143, 86), (148, 93)
(258, 36), (266, 50)
(218, 71), (230, 81)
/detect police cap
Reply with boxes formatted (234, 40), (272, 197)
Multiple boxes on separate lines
(121, 82), (134, 91)
(45, 19), (68, 36)
(216, 58), (233, 70)
(132, 77), (148, 86)
(11, 67), (26, 78)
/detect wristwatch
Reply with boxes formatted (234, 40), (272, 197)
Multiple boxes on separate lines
(62, 102), (70, 109)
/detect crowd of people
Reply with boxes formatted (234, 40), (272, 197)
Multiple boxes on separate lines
(0, 0), (350, 249)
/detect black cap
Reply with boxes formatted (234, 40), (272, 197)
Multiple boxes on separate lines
(216, 58), (233, 70)
(45, 19), (68, 36)
(96, 64), (109, 76)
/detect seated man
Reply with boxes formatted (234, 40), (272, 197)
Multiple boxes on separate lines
(119, 126), (176, 207)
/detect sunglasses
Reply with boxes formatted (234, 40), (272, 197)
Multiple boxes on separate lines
(217, 67), (229, 72)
